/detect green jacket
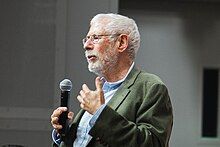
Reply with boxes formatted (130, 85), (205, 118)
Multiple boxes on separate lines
(53, 67), (173, 147)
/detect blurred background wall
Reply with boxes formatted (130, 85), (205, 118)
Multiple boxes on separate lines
(0, 0), (219, 146)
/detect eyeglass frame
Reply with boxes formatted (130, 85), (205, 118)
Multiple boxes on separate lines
(82, 34), (120, 45)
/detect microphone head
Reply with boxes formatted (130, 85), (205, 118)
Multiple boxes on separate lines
(59, 79), (72, 91)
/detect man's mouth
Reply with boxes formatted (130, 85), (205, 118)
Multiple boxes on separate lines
(87, 55), (97, 61)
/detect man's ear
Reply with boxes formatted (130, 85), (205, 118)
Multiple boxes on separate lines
(117, 34), (129, 52)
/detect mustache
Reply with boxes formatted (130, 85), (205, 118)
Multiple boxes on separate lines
(85, 51), (99, 57)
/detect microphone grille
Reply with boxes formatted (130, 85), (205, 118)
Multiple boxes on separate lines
(59, 79), (72, 91)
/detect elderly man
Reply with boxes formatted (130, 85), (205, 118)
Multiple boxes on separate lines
(51, 13), (173, 147)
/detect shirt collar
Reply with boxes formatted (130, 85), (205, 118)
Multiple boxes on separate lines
(102, 62), (134, 92)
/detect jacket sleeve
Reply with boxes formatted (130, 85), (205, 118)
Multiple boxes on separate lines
(89, 83), (173, 147)
(52, 141), (67, 147)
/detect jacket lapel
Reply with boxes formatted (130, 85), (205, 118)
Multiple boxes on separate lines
(68, 109), (85, 141)
(107, 67), (141, 110)
(72, 109), (85, 125)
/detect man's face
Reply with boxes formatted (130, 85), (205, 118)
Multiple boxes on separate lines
(83, 26), (119, 76)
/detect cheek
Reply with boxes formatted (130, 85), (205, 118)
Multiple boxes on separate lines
(97, 46), (106, 54)
(95, 41), (110, 54)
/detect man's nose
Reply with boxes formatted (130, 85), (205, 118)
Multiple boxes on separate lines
(83, 40), (94, 50)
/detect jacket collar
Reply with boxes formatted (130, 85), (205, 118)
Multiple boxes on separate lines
(107, 67), (141, 110)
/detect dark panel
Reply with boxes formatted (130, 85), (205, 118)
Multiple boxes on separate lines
(202, 68), (219, 137)
(119, 0), (220, 12)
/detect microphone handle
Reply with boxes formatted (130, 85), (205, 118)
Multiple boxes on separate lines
(59, 91), (69, 140)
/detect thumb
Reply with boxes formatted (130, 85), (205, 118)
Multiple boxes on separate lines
(95, 77), (103, 91)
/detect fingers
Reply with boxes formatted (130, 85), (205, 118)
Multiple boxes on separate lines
(77, 95), (85, 104)
(95, 77), (103, 91)
(81, 77), (102, 93)
(77, 77), (104, 114)
(50, 107), (67, 129)
(79, 85), (90, 104)
(82, 84), (90, 92)
(51, 117), (62, 130)
(67, 111), (74, 125)
(51, 107), (67, 119)
(68, 111), (74, 120)
(50, 107), (73, 130)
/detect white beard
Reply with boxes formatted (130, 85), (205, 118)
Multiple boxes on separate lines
(85, 49), (118, 76)
(88, 59), (103, 76)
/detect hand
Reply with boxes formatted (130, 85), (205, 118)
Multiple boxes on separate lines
(77, 77), (104, 114)
(50, 107), (74, 133)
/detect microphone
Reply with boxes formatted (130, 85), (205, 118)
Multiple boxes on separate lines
(58, 79), (72, 141)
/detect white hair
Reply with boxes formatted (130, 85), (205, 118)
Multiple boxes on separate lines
(90, 13), (140, 60)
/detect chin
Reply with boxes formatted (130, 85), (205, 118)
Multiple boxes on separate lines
(88, 63), (103, 76)
(89, 68), (103, 77)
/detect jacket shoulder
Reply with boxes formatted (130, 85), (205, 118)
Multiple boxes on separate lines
(137, 70), (165, 86)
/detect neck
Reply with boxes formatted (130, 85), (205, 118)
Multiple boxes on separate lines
(102, 60), (133, 82)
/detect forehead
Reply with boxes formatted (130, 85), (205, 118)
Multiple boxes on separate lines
(87, 25), (104, 36)
(87, 18), (110, 36)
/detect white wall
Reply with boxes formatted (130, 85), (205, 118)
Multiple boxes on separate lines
(120, 1), (220, 147)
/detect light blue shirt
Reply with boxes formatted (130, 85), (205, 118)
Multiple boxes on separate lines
(52, 62), (134, 147)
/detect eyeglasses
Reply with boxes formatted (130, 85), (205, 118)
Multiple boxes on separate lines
(82, 34), (119, 45)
